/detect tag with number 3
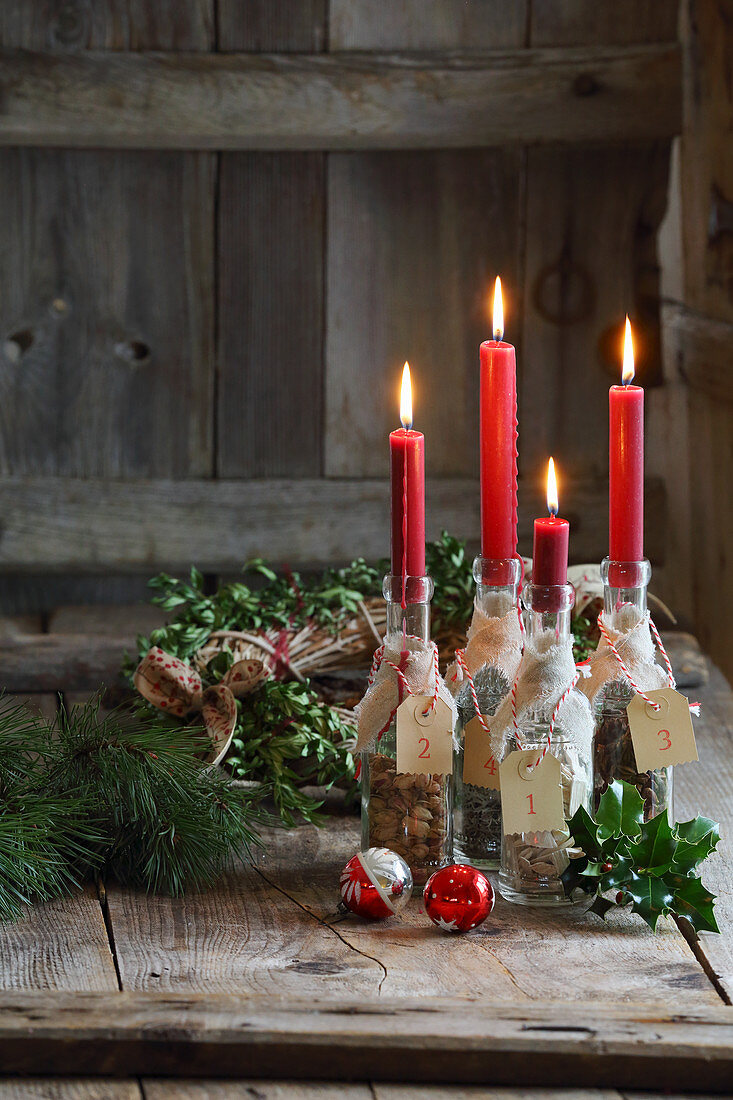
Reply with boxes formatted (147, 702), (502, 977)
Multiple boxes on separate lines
(396, 695), (453, 776)
(626, 687), (698, 772)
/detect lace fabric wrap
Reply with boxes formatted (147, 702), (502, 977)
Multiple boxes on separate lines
(446, 602), (523, 694)
(580, 606), (668, 709)
(490, 629), (593, 762)
(355, 635), (457, 754)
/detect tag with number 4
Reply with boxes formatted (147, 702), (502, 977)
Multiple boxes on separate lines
(462, 715), (500, 790)
(396, 695), (453, 776)
(626, 687), (698, 772)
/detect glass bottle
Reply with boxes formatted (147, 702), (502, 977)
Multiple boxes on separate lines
(361, 573), (452, 888)
(593, 558), (672, 822)
(453, 556), (522, 869)
(498, 582), (593, 906)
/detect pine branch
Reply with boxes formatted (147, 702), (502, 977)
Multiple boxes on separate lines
(0, 695), (267, 919)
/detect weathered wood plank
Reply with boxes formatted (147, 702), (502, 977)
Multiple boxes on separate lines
(674, 1), (733, 683)
(0, 476), (667, 573)
(329, 1), (526, 50)
(1, 634), (135, 693)
(0, 885), (117, 993)
(0, 993), (731, 1087)
(144, 1086), (366, 1100)
(0, 46), (682, 150)
(217, 152), (325, 477)
(106, 849), (387, 997)
(218, 0), (325, 52)
(519, 142), (670, 483)
(530, 1), (679, 47)
(144, 1085), (621, 1100)
(0, 2), (214, 50)
(674, 659), (733, 1004)
(0, 1083), (140, 1100)
(664, 302), (733, 403)
(246, 818), (717, 1007)
(0, 148), (214, 478)
(324, 148), (521, 478)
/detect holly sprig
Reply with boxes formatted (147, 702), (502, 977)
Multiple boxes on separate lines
(562, 780), (720, 933)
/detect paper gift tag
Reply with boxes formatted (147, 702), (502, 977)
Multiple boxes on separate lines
(499, 750), (564, 835)
(396, 695), (453, 776)
(627, 687), (698, 772)
(462, 715), (500, 790)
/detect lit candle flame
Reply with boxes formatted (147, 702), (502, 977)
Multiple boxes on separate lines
(622, 315), (635, 384)
(493, 276), (504, 341)
(400, 361), (413, 429)
(547, 457), (559, 517)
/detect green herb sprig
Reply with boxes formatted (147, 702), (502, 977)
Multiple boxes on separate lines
(563, 780), (720, 933)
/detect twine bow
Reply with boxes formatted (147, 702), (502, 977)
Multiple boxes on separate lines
(133, 646), (267, 765)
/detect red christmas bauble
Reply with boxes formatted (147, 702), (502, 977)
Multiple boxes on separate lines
(424, 864), (495, 932)
(339, 847), (413, 920)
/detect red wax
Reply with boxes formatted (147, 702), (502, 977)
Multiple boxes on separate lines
(390, 428), (425, 578)
(533, 515), (569, 588)
(609, 384), (644, 570)
(480, 340), (518, 568)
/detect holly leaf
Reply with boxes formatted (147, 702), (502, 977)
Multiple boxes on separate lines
(626, 872), (674, 931)
(567, 805), (602, 860)
(561, 854), (592, 898)
(595, 780), (645, 841)
(588, 895), (615, 920)
(671, 876), (720, 935)
(627, 811), (677, 875)
(672, 817), (721, 875)
(597, 855), (636, 892)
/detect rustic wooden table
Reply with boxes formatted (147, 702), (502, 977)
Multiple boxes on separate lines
(0, 608), (731, 1098)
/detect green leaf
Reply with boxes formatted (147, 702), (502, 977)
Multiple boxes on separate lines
(626, 872), (674, 931)
(595, 780), (645, 841)
(672, 817), (720, 875)
(627, 812), (677, 875)
(589, 895), (615, 920)
(567, 805), (602, 860)
(671, 876), (720, 935)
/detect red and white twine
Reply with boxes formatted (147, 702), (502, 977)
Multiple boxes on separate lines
(453, 650), (491, 734)
(367, 637), (441, 747)
(596, 612), (698, 715)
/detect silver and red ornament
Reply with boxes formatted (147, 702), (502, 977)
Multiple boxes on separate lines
(424, 864), (495, 932)
(339, 847), (413, 920)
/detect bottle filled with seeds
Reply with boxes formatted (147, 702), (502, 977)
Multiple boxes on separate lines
(498, 582), (594, 906)
(591, 558), (672, 821)
(453, 556), (522, 869)
(360, 574), (453, 887)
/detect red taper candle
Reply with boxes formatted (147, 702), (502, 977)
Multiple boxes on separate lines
(609, 317), (644, 582)
(480, 277), (518, 578)
(532, 458), (569, 610)
(390, 362), (425, 579)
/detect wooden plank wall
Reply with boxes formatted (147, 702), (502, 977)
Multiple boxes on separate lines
(654, 0), (733, 681)
(0, 2), (683, 619)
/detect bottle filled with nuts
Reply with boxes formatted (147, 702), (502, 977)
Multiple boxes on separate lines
(361, 574), (453, 887)
(498, 582), (594, 905)
(592, 558), (672, 821)
(453, 556), (522, 869)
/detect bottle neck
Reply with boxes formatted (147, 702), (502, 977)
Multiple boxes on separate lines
(522, 583), (574, 643)
(383, 574), (433, 644)
(473, 555), (521, 617)
(601, 557), (651, 632)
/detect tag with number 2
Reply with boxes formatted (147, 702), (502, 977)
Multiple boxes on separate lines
(396, 695), (453, 776)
